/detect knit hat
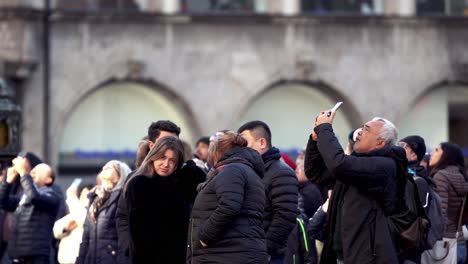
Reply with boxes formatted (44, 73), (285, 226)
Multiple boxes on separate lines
(196, 136), (210, 147)
(400, 135), (426, 162)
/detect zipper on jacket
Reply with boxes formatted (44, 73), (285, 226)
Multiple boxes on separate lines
(296, 218), (309, 252)
(190, 218), (194, 261)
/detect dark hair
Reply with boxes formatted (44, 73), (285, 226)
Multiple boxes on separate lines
(78, 183), (95, 198)
(135, 140), (151, 168)
(147, 120), (181, 142)
(237, 120), (272, 148)
(134, 136), (185, 177)
(181, 140), (193, 162)
(209, 131), (248, 165)
(431, 142), (467, 180)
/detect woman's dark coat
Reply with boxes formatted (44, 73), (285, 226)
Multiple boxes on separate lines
(188, 147), (268, 264)
(76, 190), (129, 264)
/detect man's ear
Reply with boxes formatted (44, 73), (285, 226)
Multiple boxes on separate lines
(259, 138), (268, 150)
(149, 141), (154, 149)
(45, 176), (53, 185)
(377, 138), (385, 148)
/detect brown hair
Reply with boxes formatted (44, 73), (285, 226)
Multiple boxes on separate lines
(208, 131), (248, 165)
(133, 136), (184, 177)
(135, 139), (151, 168)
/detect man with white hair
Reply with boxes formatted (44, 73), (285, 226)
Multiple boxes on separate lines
(305, 113), (406, 264)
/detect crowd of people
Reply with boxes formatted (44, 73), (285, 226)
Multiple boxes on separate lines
(0, 108), (467, 264)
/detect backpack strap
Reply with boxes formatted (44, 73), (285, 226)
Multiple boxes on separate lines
(457, 196), (466, 239)
(296, 218), (309, 253)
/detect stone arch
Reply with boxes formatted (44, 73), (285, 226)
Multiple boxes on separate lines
(396, 80), (468, 152)
(52, 78), (200, 176)
(235, 79), (361, 154)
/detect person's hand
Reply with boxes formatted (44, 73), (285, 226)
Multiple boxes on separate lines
(6, 167), (18, 184)
(315, 110), (336, 126)
(66, 186), (78, 199)
(64, 219), (77, 232)
(311, 119), (318, 141)
(200, 240), (208, 247)
(12, 156), (27, 176)
(322, 190), (333, 213)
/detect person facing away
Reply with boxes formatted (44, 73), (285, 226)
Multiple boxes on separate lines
(238, 121), (299, 263)
(54, 182), (94, 264)
(124, 136), (191, 264)
(305, 112), (403, 264)
(427, 142), (468, 264)
(398, 135), (432, 263)
(188, 131), (267, 264)
(0, 157), (61, 264)
(399, 136), (433, 211)
(76, 160), (131, 264)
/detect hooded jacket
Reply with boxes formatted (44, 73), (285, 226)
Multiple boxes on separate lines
(188, 147), (267, 264)
(432, 165), (468, 239)
(307, 123), (401, 264)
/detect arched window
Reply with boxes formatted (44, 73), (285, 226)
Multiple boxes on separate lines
(237, 82), (353, 157)
(58, 82), (194, 175)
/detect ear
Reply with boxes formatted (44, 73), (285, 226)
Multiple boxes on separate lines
(44, 176), (53, 185)
(259, 138), (268, 150)
(149, 141), (154, 149)
(376, 138), (385, 148)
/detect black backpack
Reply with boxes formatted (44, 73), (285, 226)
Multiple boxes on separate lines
(387, 162), (431, 253)
(284, 217), (317, 264)
(414, 175), (446, 250)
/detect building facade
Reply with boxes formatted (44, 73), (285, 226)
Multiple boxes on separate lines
(1, 0), (468, 182)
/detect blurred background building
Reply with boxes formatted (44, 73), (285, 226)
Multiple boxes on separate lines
(1, 0), (468, 185)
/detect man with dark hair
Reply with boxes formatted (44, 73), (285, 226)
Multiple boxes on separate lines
(238, 120), (298, 263)
(399, 135), (431, 205)
(147, 120), (181, 148)
(117, 120), (205, 257)
(0, 159), (60, 264)
(193, 136), (210, 172)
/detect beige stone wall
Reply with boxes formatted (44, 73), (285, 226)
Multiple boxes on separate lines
(2, 14), (468, 166)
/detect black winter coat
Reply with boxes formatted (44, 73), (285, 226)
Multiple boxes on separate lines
(125, 170), (197, 264)
(188, 147), (268, 264)
(76, 190), (129, 264)
(306, 124), (401, 264)
(0, 175), (60, 259)
(116, 161), (206, 256)
(261, 147), (299, 257)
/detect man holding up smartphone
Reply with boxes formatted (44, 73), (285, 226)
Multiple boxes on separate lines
(0, 155), (61, 264)
(304, 106), (403, 264)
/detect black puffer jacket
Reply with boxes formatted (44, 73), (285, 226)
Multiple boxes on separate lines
(76, 190), (129, 264)
(309, 124), (401, 264)
(188, 147), (267, 264)
(261, 147), (299, 257)
(116, 161), (205, 256)
(0, 175), (60, 259)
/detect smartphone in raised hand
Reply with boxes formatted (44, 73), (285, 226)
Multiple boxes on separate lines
(327, 102), (343, 117)
(70, 178), (82, 189)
